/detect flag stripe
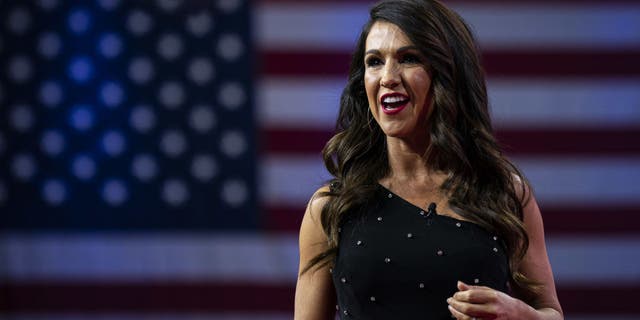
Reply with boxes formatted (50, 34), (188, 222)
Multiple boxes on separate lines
(261, 156), (640, 206)
(0, 282), (638, 315)
(257, 2), (640, 49)
(258, 77), (640, 129)
(2, 235), (638, 283)
(0, 234), (298, 282)
(262, 127), (640, 156)
(261, 49), (640, 77)
(1, 314), (292, 320)
(262, 0), (640, 5)
(265, 205), (640, 236)
(0, 282), (293, 313)
(1, 314), (637, 320)
(497, 128), (640, 156)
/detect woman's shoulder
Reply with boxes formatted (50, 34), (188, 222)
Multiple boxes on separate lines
(298, 186), (333, 264)
(510, 172), (533, 206)
(306, 185), (332, 221)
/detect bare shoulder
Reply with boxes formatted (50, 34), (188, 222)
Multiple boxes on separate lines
(511, 174), (563, 313)
(508, 172), (542, 235)
(295, 185), (337, 319)
(510, 172), (530, 201)
(305, 185), (332, 223)
(298, 185), (334, 262)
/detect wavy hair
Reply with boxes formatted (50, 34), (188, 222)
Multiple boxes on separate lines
(303, 0), (540, 304)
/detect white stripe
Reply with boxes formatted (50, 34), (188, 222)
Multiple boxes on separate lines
(260, 156), (328, 205)
(257, 78), (343, 128)
(260, 155), (332, 204)
(256, 3), (368, 49)
(256, 3), (640, 49)
(453, 4), (640, 49)
(489, 78), (640, 128)
(1, 234), (639, 285)
(512, 156), (640, 205)
(0, 233), (298, 283)
(262, 155), (640, 206)
(258, 77), (640, 129)
(548, 236), (640, 285)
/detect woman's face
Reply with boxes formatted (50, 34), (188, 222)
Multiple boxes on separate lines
(364, 21), (432, 142)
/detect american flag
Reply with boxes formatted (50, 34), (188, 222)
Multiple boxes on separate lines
(1, 0), (639, 319)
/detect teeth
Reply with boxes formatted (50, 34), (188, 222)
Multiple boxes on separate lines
(383, 96), (407, 103)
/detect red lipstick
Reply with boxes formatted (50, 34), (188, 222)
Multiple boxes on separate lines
(380, 93), (410, 115)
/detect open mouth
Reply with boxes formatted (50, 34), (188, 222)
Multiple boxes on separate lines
(380, 93), (410, 114)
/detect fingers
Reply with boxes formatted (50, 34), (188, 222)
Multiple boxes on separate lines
(458, 280), (492, 292)
(448, 304), (466, 319)
(448, 298), (495, 320)
(448, 303), (481, 320)
(450, 281), (504, 319)
(448, 297), (480, 315)
(457, 280), (470, 291)
(452, 286), (499, 304)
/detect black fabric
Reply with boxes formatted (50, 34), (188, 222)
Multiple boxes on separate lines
(332, 184), (510, 319)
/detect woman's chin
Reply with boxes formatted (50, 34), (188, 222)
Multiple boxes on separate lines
(381, 127), (410, 139)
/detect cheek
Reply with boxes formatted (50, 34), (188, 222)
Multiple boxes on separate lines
(409, 70), (432, 106)
(364, 72), (380, 110)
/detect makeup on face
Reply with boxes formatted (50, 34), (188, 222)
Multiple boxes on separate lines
(380, 92), (410, 115)
(364, 21), (432, 140)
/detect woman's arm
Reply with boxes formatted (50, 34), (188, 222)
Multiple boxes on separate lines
(448, 187), (563, 320)
(510, 188), (563, 318)
(294, 186), (336, 320)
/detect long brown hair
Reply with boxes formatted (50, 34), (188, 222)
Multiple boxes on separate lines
(304, 0), (539, 304)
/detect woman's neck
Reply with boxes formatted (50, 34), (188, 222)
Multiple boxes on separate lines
(384, 136), (438, 184)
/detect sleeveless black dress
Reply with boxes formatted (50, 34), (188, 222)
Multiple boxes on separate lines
(332, 184), (510, 319)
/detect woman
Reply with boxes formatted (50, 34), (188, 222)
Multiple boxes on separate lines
(295, 0), (563, 319)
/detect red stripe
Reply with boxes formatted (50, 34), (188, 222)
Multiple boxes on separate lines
(264, 204), (640, 235)
(261, 51), (350, 78)
(261, 49), (640, 78)
(0, 282), (293, 313)
(540, 205), (640, 236)
(260, 0), (640, 3)
(558, 285), (640, 315)
(261, 127), (640, 156)
(261, 127), (332, 154)
(483, 50), (640, 78)
(496, 127), (640, 156)
(1, 281), (637, 315)
(265, 204), (306, 232)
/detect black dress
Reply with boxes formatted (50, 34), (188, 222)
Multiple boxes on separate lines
(332, 184), (510, 319)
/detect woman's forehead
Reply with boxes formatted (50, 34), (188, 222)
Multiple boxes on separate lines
(365, 21), (413, 52)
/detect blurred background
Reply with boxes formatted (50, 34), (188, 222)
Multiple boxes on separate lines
(1, 0), (639, 319)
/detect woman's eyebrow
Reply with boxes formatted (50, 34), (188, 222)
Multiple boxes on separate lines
(365, 45), (419, 56)
(365, 49), (381, 55)
(397, 45), (419, 53)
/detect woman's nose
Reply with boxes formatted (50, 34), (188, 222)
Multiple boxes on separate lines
(380, 62), (400, 88)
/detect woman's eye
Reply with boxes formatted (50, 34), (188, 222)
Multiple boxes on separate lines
(365, 57), (382, 67)
(401, 54), (421, 64)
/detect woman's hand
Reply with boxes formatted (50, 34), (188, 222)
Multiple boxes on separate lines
(447, 281), (524, 320)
